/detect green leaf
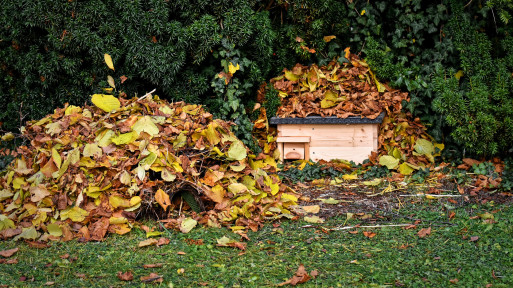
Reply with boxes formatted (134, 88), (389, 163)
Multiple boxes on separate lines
(379, 155), (400, 170)
(60, 207), (89, 222)
(398, 162), (415, 175)
(47, 223), (63, 237)
(414, 139), (435, 155)
(83, 143), (103, 158)
(14, 227), (39, 241)
(132, 116), (159, 137)
(180, 218), (197, 233)
(91, 94), (120, 112)
(227, 140), (247, 161)
(111, 131), (138, 145)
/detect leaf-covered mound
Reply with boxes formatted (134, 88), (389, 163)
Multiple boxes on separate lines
(271, 52), (408, 119)
(0, 95), (297, 241)
(270, 52), (443, 173)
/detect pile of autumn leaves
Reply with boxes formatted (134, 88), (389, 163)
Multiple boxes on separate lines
(0, 95), (297, 241)
(271, 51), (443, 174)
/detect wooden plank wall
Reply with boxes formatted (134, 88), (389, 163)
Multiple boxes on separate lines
(277, 123), (379, 163)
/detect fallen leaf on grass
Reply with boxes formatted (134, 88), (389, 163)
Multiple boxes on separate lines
(157, 237), (169, 246)
(140, 273), (163, 283)
(138, 238), (158, 247)
(278, 264), (312, 286)
(470, 236), (479, 242)
(25, 241), (49, 249)
(180, 218), (197, 233)
(177, 251), (186, 255)
(117, 271), (133, 281)
(177, 268), (185, 274)
(143, 263), (163, 269)
(216, 236), (246, 250)
(316, 198), (343, 204)
(0, 248), (18, 258)
(304, 216), (324, 223)
(417, 227), (431, 238)
(363, 231), (376, 238)
(302, 205), (320, 214)
(449, 278), (459, 284)
(0, 258), (18, 264)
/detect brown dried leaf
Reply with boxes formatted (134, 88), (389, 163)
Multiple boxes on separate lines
(117, 271), (133, 281)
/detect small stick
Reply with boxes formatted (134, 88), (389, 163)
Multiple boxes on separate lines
(331, 224), (413, 231)
(399, 194), (462, 198)
(138, 89), (156, 101)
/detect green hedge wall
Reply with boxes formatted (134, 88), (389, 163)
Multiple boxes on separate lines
(1, 0), (512, 157)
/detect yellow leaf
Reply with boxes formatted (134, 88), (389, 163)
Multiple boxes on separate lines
(361, 9), (366, 15)
(12, 177), (27, 189)
(95, 129), (115, 147)
(139, 152), (157, 170)
(320, 90), (345, 108)
(52, 148), (62, 169)
(304, 216), (324, 223)
(344, 47), (351, 59)
(227, 140), (247, 161)
(91, 94), (120, 112)
(132, 116), (159, 137)
(206, 184), (226, 203)
(104, 53), (115, 71)
(155, 189), (171, 210)
(107, 75), (116, 88)
(0, 215), (15, 231)
(284, 70), (300, 81)
(111, 131), (138, 146)
(228, 62), (240, 74)
(302, 205), (320, 214)
(180, 218), (197, 233)
(281, 193), (298, 203)
(323, 35), (336, 42)
(60, 206), (89, 222)
(398, 162), (415, 175)
(138, 238), (158, 248)
(1, 132), (14, 141)
(64, 105), (82, 115)
(228, 183), (247, 195)
(161, 168), (177, 182)
(109, 217), (128, 225)
(83, 143), (103, 158)
(455, 70), (464, 80)
(342, 174), (358, 180)
(129, 196), (142, 206)
(47, 223), (62, 237)
(109, 195), (131, 208)
(379, 155), (400, 170)
(30, 185), (50, 202)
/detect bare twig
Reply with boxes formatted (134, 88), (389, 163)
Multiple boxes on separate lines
(399, 193), (462, 198)
(137, 89), (156, 102)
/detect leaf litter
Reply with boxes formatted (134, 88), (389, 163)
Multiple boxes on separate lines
(0, 94), (298, 241)
(269, 50), (444, 175)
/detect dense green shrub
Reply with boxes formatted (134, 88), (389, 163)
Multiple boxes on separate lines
(432, 4), (513, 156)
(1, 0), (512, 158)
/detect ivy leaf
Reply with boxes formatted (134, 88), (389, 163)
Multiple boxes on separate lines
(91, 94), (120, 112)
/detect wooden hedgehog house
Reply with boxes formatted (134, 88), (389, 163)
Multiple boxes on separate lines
(270, 113), (385, 164)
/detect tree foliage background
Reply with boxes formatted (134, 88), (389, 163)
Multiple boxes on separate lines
(1, 0), (512, 157)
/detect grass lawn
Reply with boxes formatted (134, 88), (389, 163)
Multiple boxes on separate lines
(1, 198), (512, 287)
